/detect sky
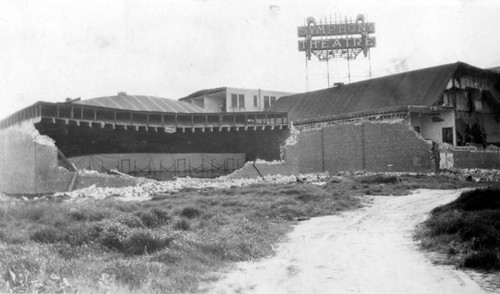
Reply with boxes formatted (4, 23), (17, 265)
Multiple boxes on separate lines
(1, 0), (500, 120)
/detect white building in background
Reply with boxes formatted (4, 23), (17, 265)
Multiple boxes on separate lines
(178, 87), (294, 112)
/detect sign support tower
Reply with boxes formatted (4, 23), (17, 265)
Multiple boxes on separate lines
(297, 13), (376, 88)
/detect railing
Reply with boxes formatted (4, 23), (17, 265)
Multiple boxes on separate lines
(0, 102), (289, 132)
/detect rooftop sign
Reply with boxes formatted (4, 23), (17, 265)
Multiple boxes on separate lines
(297, 22), (375, 37)
(297, 14), (376, 61)
(298, 37), (376, 51)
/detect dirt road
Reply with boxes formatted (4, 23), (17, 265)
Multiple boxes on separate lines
(204, 189), (496, 294)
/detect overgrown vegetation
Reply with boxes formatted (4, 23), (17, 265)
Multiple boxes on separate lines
(0, 174), (484, 293)
(416, 187), (500, 271)
(0, 182), (362, 293)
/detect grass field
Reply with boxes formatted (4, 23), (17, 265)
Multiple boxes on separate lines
(416, 187), (500, 271)
(0, 173), (482, 293)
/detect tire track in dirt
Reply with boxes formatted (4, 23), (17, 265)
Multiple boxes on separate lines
(202, 189), (496, 294)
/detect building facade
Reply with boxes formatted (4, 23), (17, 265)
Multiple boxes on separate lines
(179, 87), (294, 112)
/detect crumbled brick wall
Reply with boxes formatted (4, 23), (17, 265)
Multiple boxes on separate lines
(294, 129), (324, 173)
(288, 121), (435, 174)
(34, 142), (73, 193)
(0, 122), (143, 194)
(452, 150), (500, 169)
(0, 122), (38, 193)
(362, 122), (434, 172)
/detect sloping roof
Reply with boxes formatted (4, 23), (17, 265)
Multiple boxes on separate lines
(270, 62), (497, 122)
(179, 87), (227, 101)
(73, 93), (206, 113)
(489, 66), (500, 73)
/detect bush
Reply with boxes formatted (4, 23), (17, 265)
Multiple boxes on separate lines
(463, 251), (500, 270)
(123, 231), (173, 255)
(459, 222), (500, 249)
(30, 227), (62, 244)
(93, 221), (130, 251)
(68, 206), (114, 222)
(173, 219), (191, 231)
(180, 207), (202, 219)
(436, 188), (500, 212)
(115, 214), (144, 228)
(356, 175), (401, 184)
(418, 187), (500, 270)
(135, 209), (169, 228)
(425, 210), (464, 235)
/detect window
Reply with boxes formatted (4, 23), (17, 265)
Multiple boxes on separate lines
(270, 96), (276, 105)
(264, 96), (270, 109)
(231, 94), (238, 108)
(253, 95), (258, 107)
(238, 94), (245, 108)
(442, 127), (453, 144)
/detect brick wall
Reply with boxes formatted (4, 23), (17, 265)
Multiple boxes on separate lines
(0, 122), (143, 194)
(452, 150), (500, 169)
(0, 122), (38, 193)
(287, 121), (435, 174)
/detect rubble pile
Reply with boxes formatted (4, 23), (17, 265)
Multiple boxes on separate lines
(441, 168), (500, 182)
(54, 173), (331, 201)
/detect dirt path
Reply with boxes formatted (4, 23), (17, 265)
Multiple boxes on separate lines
(203, 189), (496, 294)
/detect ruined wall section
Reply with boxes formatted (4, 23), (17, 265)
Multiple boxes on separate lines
(453, 150), (500, 169)
(439, 146), (500, 170)
(0, 121), (38, 193)
(362, 122), (434, 172)
(0, 121), (73, 194)
(290, 120), (435, 173)
(230, 120), (435, 178)
(0, 121), (147, 194)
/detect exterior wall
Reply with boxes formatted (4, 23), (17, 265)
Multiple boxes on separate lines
(453, 149), (500, 169)
(0, 121), (143, 194)
(190, 97), (205, 109)
(413, 111), (455, 145)
(0, 122), (38, 193)
(286, 121), (435, 173)
(225, 87), (293, 112)
(204, 96), (225, 112)
(0, 121), (73, 194)
(439, 146), (500, 170)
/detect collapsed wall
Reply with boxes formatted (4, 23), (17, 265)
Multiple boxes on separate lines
(0, 120), (72, 194)
(230, 120), (435, 178)
(0, 121), (142, 195)
(439, 145), (500, 170)
(288, 120), (435, 173)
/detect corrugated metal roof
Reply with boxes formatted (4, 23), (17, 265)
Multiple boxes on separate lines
(74, 93), (207, 113)
(270, 62), (483, 122)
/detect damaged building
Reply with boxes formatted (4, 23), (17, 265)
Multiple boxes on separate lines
(1, 61), (500, 194)
(0, 93), (288, 194)
(267, 61), (500, 174)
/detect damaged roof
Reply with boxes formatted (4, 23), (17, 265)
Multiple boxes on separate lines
(179, 87), (227, 101)
(270, 62), (500, 122)
(74, 93), (206, 113)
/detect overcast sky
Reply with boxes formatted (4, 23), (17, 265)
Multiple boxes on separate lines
(1, 0), (500, 120)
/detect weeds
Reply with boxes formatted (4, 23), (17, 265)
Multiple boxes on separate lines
(1, 173), (475, 293)
(416, 188), (500, 270)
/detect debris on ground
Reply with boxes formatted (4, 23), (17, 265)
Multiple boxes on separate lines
(52, 173), (332, 201)
(441, 168), (500, 182)
(7, 168), (500, 202)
